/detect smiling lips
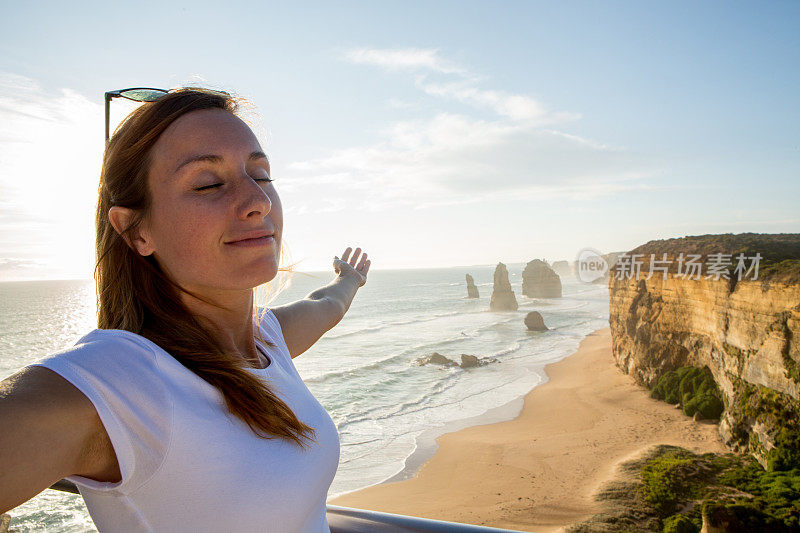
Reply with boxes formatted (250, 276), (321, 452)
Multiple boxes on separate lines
(225, 230), (275, 247)
(226, 236), (274, 247)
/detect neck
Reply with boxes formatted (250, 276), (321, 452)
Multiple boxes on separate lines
(179, 286), (261, 367)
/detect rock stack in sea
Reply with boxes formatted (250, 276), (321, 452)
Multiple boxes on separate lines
(465, 273), (479, 298)
(521, 259), (562, 298)
(415, 352), (499, 369)
(489, 262), (518, 311)
(524, 311), (548, 331)
(550, 260), (572, 278)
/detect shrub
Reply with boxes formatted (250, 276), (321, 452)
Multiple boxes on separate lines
(716, 456), (800, 530)
(640, 450), (699, 515)
(651, 370), (682, 404)
(683, 391), (724, 419)
(641, 448), (800, 532)
(767, 428), (800, 472)
(650, 366), (724, 420)
(662, 513), (698, 533)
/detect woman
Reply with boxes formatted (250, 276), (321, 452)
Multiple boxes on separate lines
(0, 87), (369, 531)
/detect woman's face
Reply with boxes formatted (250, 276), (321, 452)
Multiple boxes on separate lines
(138, 107), (282, 294)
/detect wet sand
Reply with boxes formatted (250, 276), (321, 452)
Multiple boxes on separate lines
(327, 327), (728, 532)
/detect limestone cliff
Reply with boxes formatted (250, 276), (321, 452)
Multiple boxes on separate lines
(609, 233), (800, 466)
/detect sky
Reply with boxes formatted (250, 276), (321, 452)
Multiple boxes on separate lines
(1, 0), (798, 281)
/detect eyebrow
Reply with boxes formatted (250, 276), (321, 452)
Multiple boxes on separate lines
(173, 151), (269, 175)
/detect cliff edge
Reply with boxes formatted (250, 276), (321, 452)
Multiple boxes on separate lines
(609, 233), (800, 467)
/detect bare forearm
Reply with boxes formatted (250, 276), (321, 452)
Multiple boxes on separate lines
(306, 274), (361, 324)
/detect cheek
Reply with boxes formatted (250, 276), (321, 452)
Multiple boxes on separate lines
(152, 202), (218, 262)
(270, 192), (283, 227)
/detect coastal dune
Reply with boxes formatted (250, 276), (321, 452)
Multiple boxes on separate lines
(327, 327), (728, 532)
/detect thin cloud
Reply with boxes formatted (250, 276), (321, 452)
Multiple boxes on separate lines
(387, 98), (419, 110)
(343, 47), (466, 74)
(296, 48), (650, 213)
(414, 76), (581, 125)
(343, 47), (578, 125)
(283, 111), (656, 213)
(0, 258), (41, 272)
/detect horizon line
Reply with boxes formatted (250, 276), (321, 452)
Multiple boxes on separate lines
(0, 261), (570, 283)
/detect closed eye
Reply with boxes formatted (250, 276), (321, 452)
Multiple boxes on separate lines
(195, 177), (273, 192)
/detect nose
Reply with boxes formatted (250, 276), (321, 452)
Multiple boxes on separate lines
(235, 172), (271, 220)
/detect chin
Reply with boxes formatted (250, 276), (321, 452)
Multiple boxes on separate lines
(254, 271), (279, 287)
(250, 264), (280, 287)
(219, 255), (278, 288)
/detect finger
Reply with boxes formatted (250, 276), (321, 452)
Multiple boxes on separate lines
(342, 247), (352, 262)
(364, 259), (371, 274)
(357, 252), (368, 270)
(350, 247), (361, 266)
(350, 247), (361, 267)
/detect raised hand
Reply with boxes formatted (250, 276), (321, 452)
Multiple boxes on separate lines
(333, 246), (371, 287)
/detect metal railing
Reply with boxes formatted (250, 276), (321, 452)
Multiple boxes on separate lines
(42, 480), (524, 532)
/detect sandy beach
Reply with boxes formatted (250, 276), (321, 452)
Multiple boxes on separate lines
(327, 327), (729, 532)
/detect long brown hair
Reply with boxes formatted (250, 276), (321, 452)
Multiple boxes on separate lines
(96, 87), (316, 448)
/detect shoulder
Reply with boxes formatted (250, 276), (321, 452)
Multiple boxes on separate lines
(3, 365), (99, 417)
(14, 329), (156, 409)
(256, 306), (283, 335)
(255, 306), (293, 356)
(24, 329), (173, 492)
(23, 329), (164, 423)
(33, 329), (159, 374)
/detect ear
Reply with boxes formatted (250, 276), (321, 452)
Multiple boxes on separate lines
(108, 206), (155, 256)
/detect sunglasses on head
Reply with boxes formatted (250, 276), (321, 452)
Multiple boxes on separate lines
(104, 87), (231, 142)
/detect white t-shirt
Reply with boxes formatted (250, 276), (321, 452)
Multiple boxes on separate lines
(28, 307), (340, 532)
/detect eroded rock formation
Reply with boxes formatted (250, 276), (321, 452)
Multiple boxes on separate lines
(465, 274), (479, 299)
(459, 354), (499, 368)
(524, 311), (548, 331)
(550, 260), (571, 278)
(415, 353), (499, 369)
(489, 262), (518, 311)
(522, 259), (562, 298)
(416, 352), (459, 367)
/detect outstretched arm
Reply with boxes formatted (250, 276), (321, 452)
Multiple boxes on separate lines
(270, 247), (371, 359)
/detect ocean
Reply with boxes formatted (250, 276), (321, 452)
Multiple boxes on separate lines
(0, 264), (609, 531)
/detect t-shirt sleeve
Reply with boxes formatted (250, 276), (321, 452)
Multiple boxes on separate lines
(27, 331), (173, 495)
(255, 306), (295, 369)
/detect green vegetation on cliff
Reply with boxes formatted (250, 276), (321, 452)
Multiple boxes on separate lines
(768, 428), (800, 472)
(760, 259), (800, 284)
(641, 447), (800, 532)
(770, 310), (800, 385)
(650, 366), (724, 420)
(569, 444), (800, 532)
(731, 377), (800, 465)
(639, 449), (708, 515)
